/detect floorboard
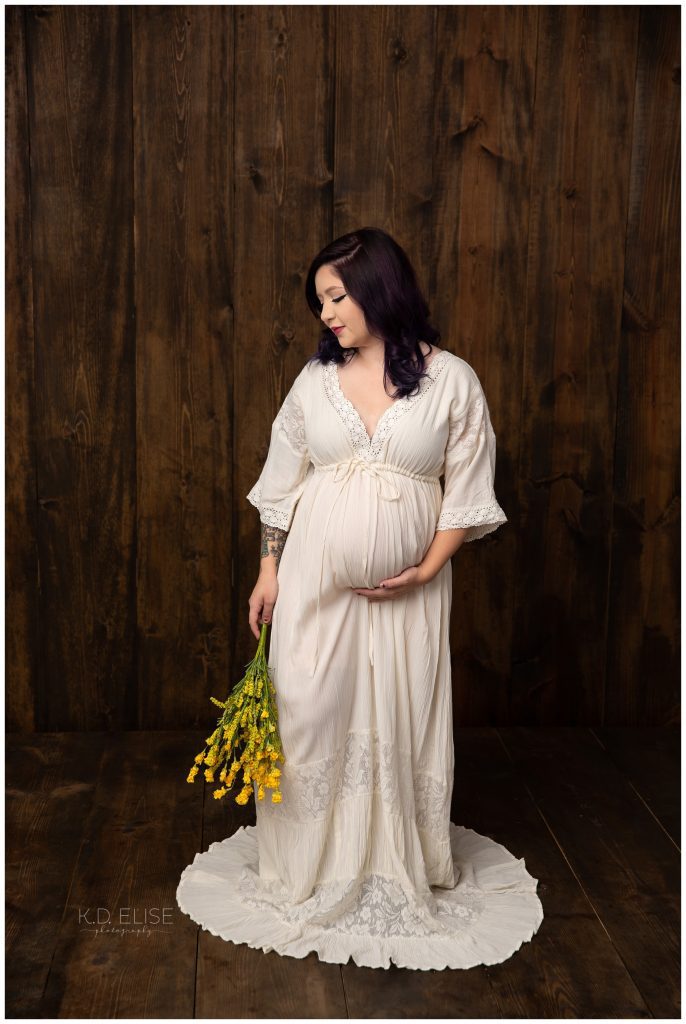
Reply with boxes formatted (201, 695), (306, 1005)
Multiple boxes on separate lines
(499, 727), (680, 1019)
(5, 728), (679, 1019)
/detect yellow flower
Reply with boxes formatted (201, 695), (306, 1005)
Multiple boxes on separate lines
(271, 790), (282, 803)
(187, 623), (286, 808)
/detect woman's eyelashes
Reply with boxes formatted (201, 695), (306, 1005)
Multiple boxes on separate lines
(317, 294), (346, 311)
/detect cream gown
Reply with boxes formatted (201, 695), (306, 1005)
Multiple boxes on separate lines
(176, 349), (544, 970)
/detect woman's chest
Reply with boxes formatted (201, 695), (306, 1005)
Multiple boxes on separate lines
(308, 353), (452, 470)
(334, 364), (400, 441)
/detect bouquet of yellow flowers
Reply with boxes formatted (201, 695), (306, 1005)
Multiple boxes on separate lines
(186, 622), (285, 805)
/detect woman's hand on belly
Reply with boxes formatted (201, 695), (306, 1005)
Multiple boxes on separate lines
(351, 563), (429, 601)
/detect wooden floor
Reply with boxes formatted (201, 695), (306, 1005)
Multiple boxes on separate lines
(5, 727), (680, 1019)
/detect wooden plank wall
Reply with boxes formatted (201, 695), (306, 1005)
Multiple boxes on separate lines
(5, 6), (680, 731)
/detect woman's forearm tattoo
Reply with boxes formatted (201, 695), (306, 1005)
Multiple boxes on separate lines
(260, 523), (288, 569)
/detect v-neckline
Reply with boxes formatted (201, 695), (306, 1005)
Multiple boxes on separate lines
(323, 350), (450, 460)
(334, 365), (399, 445)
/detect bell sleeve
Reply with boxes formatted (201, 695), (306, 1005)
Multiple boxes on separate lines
(436, 367), (508, 542)
(246, 371), (313, 531)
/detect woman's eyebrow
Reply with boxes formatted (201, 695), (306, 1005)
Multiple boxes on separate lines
(315, 286), (344, 299)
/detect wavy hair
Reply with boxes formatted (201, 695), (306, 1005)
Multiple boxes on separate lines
(304, 227), (442, 399)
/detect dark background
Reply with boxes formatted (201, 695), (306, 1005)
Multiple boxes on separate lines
(6, 5), (680, 732)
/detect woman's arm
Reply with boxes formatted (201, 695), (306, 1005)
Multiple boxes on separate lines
(353, 528), (468, 601)
(417, 527), (469, 582)
(248, 524), (289, 637)
(260, 523), (288, 574)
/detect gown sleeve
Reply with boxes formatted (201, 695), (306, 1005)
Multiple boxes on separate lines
(436, 365), (508, 542)
(246, 369), (313, 531)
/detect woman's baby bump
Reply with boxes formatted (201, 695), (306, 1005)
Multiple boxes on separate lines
(320, 468), (441, 590)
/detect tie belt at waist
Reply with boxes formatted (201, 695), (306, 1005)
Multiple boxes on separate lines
(307, 457), (441, 675)
(313, 458), (440, 501)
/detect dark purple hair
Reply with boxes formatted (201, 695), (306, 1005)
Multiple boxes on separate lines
(304, 227), (442, 399)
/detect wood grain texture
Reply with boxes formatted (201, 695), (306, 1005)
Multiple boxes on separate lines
(513, 7), (642, 726)
(431, 7), (538, 727)
(5, 733), (106, 1018)
(233, 5), (335, 676)
(592, 725), (681, 845)
(133, 7), (234, 729)
(605, 6), (681, 726)
(25, 6), (137, 730)
(333, 5), (435, 247)
(454, 728), (654, 1019)
(499, 726), (680, 1019)
(36, 732), (200, 1019)
(5, 7), (680, 730)
(6, 728), (677, 1017)
(6, 7), (38, 731)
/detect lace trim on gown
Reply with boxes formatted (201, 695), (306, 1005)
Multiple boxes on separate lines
(176, 819), (543, 970)
(253, 728), (451, 832)
(436, 502), (508, 539)
(322, 350), (451, 461)
(235, 728), (463, 937)
(246, 387), (309, 529)
(176, 724), (544, 969)
(246, 480), (292, 530)
(236, 862), (486, 936)
(435, 381), (508, 540)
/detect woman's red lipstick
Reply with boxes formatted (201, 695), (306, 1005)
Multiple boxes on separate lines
(332, 326), (344, 335)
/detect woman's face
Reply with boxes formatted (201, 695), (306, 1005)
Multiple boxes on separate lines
(314, 264), (375, 351)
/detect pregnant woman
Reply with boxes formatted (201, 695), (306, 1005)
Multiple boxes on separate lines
(177, 227), (544, 970)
